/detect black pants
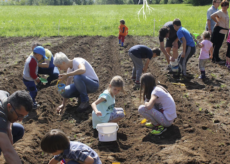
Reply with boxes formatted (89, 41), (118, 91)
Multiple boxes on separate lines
(211, 26), (226, 61)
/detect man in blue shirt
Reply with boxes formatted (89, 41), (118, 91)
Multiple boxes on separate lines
(206, 0), (220, 34)
(173, 19), (196, 77)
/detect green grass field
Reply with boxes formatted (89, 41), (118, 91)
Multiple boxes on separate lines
(0, 4), (216, 37)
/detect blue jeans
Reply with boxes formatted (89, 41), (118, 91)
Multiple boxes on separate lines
(0, 123), (24, 154)
(38, 66), (59, 84)
(61, 75), (99, 102)
(23, 78), (37, 103)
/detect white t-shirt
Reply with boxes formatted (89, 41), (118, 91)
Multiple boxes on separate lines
(212, 10), (229, 34)
(67, 57), (99, 82)
(151, 86), (177, 121)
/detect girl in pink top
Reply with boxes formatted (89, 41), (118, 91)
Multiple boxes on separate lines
(226, 30), (230, 69)
(197, 31), (213, 79)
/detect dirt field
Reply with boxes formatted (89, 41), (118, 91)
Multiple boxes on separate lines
(0, 36), (230, 164)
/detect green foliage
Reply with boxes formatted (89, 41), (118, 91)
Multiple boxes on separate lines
(0, 4), (209, 37)
(184, 0), (211, 6)
(0, 0), (186, 5)
(168, 0), (183, 4)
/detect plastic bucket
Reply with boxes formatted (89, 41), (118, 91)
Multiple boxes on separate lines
(40, 77), (48, 84)
(170, 59), (179, 73)
(57, 83), (65, 94)
(96, 123), (119, 142)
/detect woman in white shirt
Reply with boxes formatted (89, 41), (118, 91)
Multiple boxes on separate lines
(138, 73), (177, 135)
(54, 52), (99, 113)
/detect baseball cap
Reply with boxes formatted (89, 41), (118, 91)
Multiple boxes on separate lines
(33, 46), (48, 59)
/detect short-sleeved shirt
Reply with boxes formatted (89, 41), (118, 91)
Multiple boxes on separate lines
(177, 27), (195, 47)
(159, 21), (177, 42)
(0, 90), (10, 133)
(92, 90), (115, 129)
(151, 86), (177, 121)
(199, 40), (213, 59)
(30, 49), (54, 68)
(118, 24), (128, 36)
(67, 58), (99, 82)
(54, 141), (102, 164)
(128, 45), (153, 59)
(206, 5), (219, 32)
(211, 10), (229, 34)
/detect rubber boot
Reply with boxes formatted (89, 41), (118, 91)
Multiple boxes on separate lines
(119, 40), (121, 44)
(203, 71), (206, 79)
(199, 71), (205, 79)
(121, 42), (124, 47)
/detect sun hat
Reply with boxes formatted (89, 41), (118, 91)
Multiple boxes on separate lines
(33, 46), (48, 59)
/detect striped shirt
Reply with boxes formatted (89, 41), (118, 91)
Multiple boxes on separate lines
(54, 141), (102, 164)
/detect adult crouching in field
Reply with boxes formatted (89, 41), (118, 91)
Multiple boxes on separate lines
(31, 43), (59, 86)
(206, 0), (220, 34)
(210, 0), (229, 63)
(138, 73), (177, 135)
(0, 90), (33, 164)
(173, 19), (196, 77)
(54, 52), (99, 113)
(159, 21), (181, 69)
(128, 45), (161, 89)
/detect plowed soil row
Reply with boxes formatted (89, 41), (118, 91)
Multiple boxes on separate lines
(0, 36), (230, 164)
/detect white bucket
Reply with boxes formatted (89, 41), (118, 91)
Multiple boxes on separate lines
(96, 123), (119, 142)
(170, 59), (179, 73)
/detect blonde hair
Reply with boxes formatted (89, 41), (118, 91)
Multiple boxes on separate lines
(202, 31), (211, 40)
(109, 76), (124, 91)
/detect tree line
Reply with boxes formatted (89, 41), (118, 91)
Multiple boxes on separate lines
(0, 0), (216, 6)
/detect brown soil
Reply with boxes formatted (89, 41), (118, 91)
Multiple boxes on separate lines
(0, 36), (230, 164)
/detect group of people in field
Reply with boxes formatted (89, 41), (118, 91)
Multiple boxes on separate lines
(0, 0), (229, 163)
(158, 0), (230, 79)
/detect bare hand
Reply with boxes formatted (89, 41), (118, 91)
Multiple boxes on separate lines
(57, 104), (64, 114)
(35, 78), (40, 84)
(170, 56), (175, 62)
(210, 55), (213, 59)
(208, 29), (212, 35)
(181, 52), (185, 58)
(95, 111), (102, 117)
(58, 73), (68, 82)
(142, 68), (147, 73)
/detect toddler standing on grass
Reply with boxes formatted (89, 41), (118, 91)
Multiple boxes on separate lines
(226, 30), (230, 69)
(118, 19), (128, 47)
(41, 129), (102, 164)
(91, 76), (125, 129)
(196, 31), (213, 79)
